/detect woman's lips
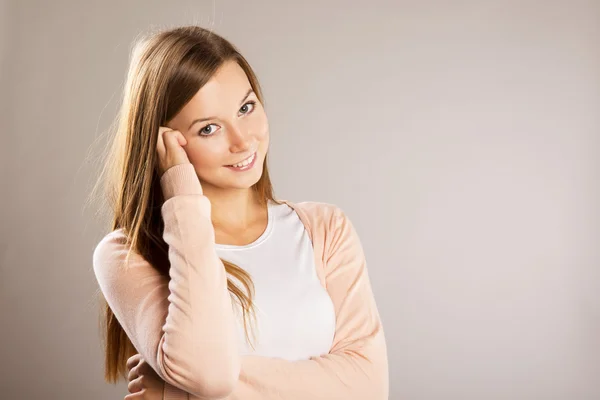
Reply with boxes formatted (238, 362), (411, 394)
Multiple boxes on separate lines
(224, 152), (257, 171)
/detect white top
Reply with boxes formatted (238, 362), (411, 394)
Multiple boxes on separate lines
(215, 199), (336, 361)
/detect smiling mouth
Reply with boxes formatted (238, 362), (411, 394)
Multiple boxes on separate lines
(225, 151), (257, 167)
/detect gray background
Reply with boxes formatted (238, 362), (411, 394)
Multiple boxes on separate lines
(0, 1), (598, 399)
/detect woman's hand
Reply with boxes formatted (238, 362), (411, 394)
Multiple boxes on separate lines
(124, 353), (164, 400)
(157, 126), (191, 178)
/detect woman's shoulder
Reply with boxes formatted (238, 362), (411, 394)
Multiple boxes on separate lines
(92, 228), (135, 273)
(279, 198), (336, 214)
(277, 199), (350, 231)
(94, 228), (128, 253)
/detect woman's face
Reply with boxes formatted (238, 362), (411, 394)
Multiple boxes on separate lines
(165, 60), (269, 191)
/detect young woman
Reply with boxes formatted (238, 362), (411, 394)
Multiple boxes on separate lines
(92, 25), (388, 400)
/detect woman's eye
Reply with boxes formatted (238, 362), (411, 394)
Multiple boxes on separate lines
(199, 124), (217, 136)
(240, 101), (256, 115)
(198, 101), (256, 137)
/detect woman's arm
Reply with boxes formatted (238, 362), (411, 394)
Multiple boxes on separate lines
(140, 205), (388, 399)
(93, 163), (240, 399)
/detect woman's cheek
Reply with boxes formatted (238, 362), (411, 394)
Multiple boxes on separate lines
(186, 144), (222, 168)
(253, 114), (269, 139)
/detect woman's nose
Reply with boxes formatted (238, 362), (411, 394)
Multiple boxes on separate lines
(228, 124), (253, 152)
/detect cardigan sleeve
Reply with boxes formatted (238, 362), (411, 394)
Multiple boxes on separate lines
(92, 163), (240, 400)
(165, 205), (389, 399)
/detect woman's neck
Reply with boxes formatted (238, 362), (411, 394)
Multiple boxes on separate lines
(203, 187), (265, 232)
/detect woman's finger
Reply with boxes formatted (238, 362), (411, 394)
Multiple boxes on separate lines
(124, 388), (147, 400)
(127, 362), (140, 382)
(162, 129), (187, 154)
(157, 126), (172, 157)
(126, 354), (142, 373)
(128, 375), (145, 394)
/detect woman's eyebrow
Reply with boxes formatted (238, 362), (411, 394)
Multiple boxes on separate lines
(238, 87), (254, 106)
(187, 88), (254, 130)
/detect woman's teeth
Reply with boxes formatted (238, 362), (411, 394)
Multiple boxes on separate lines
(230, 153), (255, 168)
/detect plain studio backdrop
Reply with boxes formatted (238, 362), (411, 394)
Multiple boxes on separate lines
(0, 1), (598, 399)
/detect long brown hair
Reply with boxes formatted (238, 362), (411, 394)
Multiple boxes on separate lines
(88, 25), (282, 383)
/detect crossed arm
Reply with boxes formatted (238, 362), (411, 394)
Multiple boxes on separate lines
(95, 164), (387, 400)
(126, 206), (389, 400)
